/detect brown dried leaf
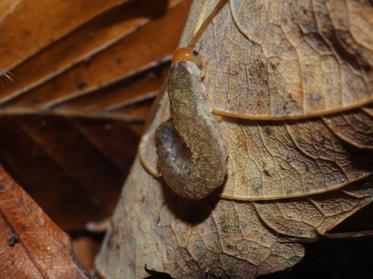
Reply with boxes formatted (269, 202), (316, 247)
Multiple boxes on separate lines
(0, 0), (191, 232)
(0, 116), (141, 230)
(205, 0), (373, 119)
(0, 0), (21, 23)
(0, 0), (179, 104)
(0, 0), (126, 71)
(142, 105), (372, 200)
(96, 0), (373, 278)
(0, 1), (190, 126)
(73, 237), (101, 271)
(0, 164), (90, 278)
(0, 0), (187, 116)
(323, 106), (373, 149)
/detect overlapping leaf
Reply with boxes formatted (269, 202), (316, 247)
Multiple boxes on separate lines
(0, 164), (90, 278)
(97, 0), (373, 278)
(0, 0), (126, 70)
(0, 0), (191, 233)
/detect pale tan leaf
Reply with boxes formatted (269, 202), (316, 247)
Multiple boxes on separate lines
(97, 0), (373, 278)
(199, 0), (373, 120)
(323, 107), (373, 149)
(97, 159), (306, 278)
(141, 104), (372, 200)
(254, 176), (373, 238)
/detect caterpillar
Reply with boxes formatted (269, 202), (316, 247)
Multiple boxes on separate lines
(155, 48), (228, 200)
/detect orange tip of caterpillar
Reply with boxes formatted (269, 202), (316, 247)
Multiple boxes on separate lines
(172, 47), (201, 66)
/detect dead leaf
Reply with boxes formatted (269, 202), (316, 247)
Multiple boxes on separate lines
(0, 164), (91, 278)
(0, 0), (178, 105)
(207, 0), (373, 119)
(0, 0), (126, 71)
(73, 236), (101, 271)
(0, 0), (191, 232)
(0, 117), (140, 230)
(96, 0), (373, 278)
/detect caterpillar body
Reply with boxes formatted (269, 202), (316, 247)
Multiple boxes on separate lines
(155, 48), (228, 200)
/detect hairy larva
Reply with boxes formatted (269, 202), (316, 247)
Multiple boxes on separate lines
(155, 48), (228, 200)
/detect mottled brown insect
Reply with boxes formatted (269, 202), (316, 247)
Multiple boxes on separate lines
(155, 48), (228, 200)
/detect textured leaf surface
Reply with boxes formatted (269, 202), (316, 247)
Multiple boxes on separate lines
(0, 0), (126, 71)
(0, 0), (193, 275)
(96, 0), (373, 278)
(0, 0), (185, 118)
(204, 0), (373, 119)
(0, 164), (90, 278)
(0, 0), (190, 232)
(0, 116), (142, 230)
(0, 0), (175, 104)
(142, 103), (372, 200)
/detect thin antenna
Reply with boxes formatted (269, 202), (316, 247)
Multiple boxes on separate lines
(0, 71), (14, 87)
(1, 71), (14, 82)
(189, 0), (229, 47)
